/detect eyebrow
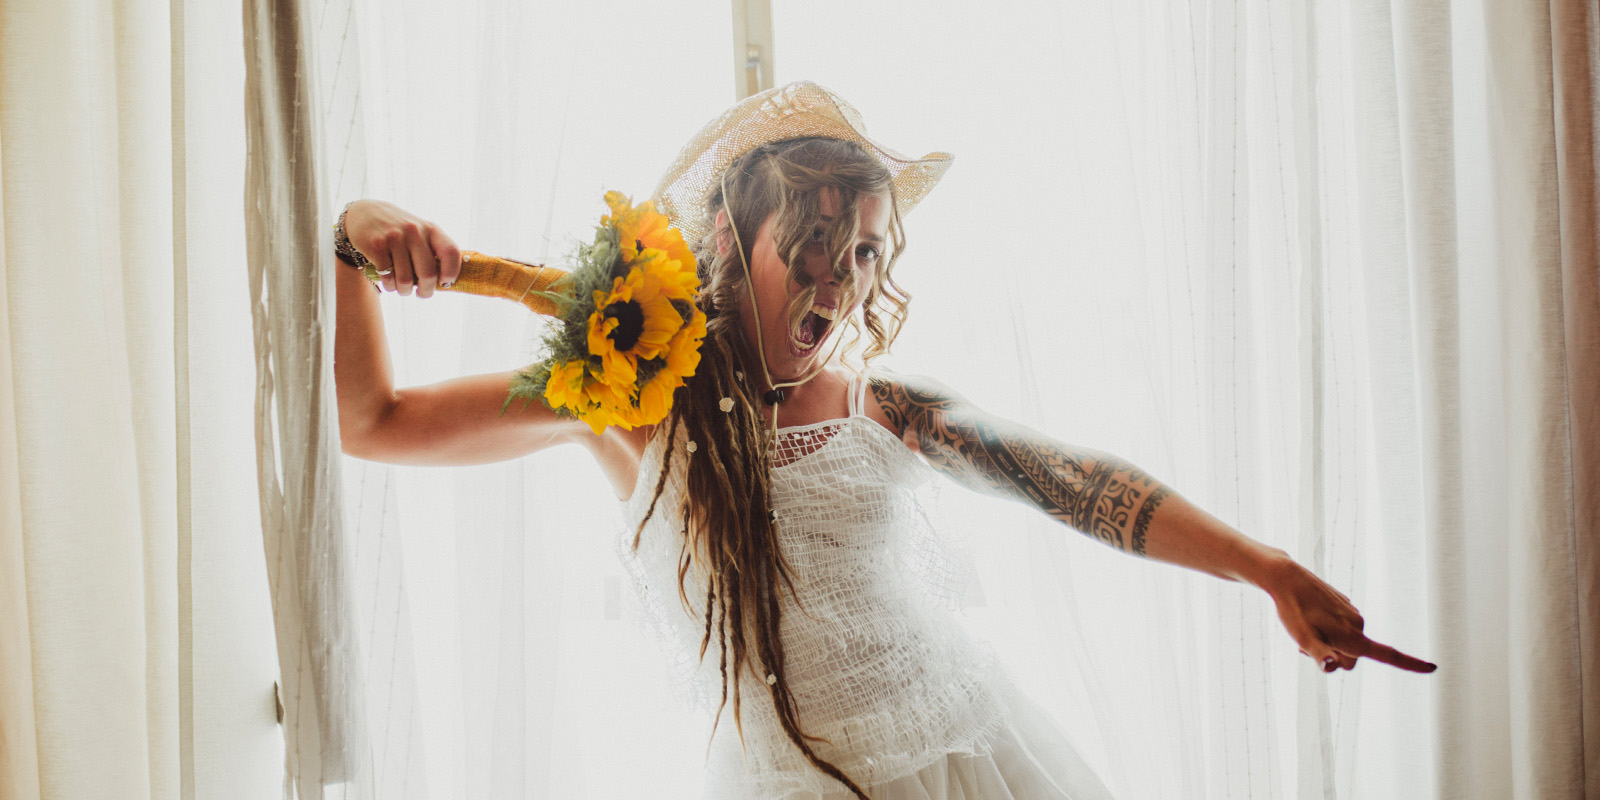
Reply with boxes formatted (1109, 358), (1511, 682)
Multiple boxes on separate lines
(818, 215), (886, 244)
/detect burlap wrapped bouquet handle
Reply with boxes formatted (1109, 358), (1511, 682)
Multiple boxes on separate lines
(440, 251), (568, 317)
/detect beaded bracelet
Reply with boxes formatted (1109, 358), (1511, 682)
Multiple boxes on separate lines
(334, 201), (384, 273)
(334, 202), (387, 293)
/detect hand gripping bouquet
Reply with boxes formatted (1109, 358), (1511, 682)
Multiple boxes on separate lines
(361, 191), (707, 434)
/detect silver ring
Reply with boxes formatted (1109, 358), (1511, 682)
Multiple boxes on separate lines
(375, 267), (394, 275)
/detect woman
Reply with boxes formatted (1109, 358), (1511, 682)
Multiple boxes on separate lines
(333, 82), (1435, 799)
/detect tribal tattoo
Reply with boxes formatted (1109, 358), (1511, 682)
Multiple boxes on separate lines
(870, 374), (1169, 555)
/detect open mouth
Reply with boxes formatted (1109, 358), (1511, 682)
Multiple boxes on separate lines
(789, 304), (836, 356)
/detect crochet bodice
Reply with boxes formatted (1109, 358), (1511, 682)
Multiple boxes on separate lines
(617, 370), (1009, 796)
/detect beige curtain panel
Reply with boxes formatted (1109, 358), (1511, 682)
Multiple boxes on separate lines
(2, 0), (278, 797)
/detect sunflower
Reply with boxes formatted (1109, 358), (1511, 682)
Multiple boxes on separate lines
(604, 191), (696, 274)
(512, 192), (708, 434)
(587, 259), (688, 386)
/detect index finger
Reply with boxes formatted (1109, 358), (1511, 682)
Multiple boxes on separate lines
(1351, 635), (1437, 673)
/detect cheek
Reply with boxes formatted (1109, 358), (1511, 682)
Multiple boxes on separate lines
(752, 262), (797, 322)
(849, 268), (876, 307)
(766, 269), (798, 311)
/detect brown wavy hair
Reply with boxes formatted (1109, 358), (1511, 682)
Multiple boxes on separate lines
(632, 138), (910, 798)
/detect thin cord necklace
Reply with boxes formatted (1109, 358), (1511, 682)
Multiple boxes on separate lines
(721, 172), (846, 441)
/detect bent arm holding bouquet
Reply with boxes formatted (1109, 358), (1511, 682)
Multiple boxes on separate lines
(331, 198), (648, 492)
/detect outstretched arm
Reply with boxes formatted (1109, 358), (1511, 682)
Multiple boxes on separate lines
(869, 372), (1280, 582)
(869, 371), (1438, 675)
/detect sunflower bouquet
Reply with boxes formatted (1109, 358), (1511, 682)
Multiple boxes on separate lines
(489, 192), (707, 434)
(353, 192), (705, 432)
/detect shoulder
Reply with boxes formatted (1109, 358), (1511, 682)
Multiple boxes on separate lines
(865, 368), (971, 417)
(862, 368), (975, 448)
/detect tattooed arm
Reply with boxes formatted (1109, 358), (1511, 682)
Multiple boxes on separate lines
(869, 371), (1290, 588)
(868, 371), (1441, 674)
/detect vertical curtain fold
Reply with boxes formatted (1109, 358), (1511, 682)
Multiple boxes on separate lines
(1548, 0), (1600, 793)
(5, 0), (281, 797)
(1388, 2), (1468, 797)
(1288, 3), (1338, 797)
(1, 1), (182, 796)
(169, 0), (196, 794)
(1346, 1), (1436, 793)
(0, 66), (43, 800)
(1484, 0), (1595, 796)
(241, 0), (366, 796)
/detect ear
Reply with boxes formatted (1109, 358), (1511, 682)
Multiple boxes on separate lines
(714, 209), (731, 255)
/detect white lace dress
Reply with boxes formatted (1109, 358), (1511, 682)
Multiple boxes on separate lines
(618, 371), (1117, 800)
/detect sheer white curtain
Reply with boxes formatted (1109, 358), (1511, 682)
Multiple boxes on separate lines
(774, 3), (1428, 796)
(771, 1), (1596, 799)
(254, 0), (1586, 799)
(276, 1), (737, 797)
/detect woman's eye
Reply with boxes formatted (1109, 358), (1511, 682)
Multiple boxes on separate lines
(857, 245), (882, 263)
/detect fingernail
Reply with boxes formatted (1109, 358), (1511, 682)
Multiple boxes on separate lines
(1322, 657), (1336, 672)
(441, 280), (453, 288)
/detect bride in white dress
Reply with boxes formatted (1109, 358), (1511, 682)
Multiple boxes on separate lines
(332, 81), (1436, 799)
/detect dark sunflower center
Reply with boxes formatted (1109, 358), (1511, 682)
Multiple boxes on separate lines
(605, 300), (645, 351)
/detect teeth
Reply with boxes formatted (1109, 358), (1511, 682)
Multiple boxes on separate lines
(810, 304), (836, 321)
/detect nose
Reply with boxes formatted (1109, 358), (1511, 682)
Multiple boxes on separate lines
(807, 256), (843, 287)
(804, 245), (851, 287)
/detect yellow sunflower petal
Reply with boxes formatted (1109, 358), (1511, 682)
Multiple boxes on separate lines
(633, 249), (695, 300)
(603, 190), (633, 221)
(613, 401), (644, 430)
(606, 193), (695, 271)
(636, 375), (676, 426)
(600, 349), (637, 388)
(582, 380), (632, 431)
(665, 308), (708, 379)
(579, 409), (610, 436)
(542, 359), (587, 413)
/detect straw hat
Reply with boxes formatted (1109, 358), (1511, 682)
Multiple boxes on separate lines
(650, 81), (954, 246)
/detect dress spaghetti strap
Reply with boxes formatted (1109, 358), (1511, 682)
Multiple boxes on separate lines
(849, 368), (869, 418)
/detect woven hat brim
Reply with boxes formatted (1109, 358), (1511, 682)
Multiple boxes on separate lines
(651, 81), (953, 247)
